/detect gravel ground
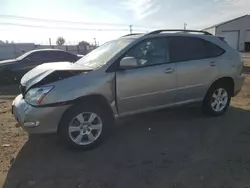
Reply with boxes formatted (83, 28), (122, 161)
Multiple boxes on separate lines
(0, 59), (250, 188)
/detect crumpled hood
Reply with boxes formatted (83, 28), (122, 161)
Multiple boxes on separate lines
(21, 62), (93, 89)
(0, 59), (17, 66)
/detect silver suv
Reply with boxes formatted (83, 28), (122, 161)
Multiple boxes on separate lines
(12, 30), (245, 149)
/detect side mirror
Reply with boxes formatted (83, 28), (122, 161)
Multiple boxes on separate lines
(119, 57), (137, 69)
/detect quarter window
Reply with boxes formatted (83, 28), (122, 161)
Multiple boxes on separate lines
(169, 36), (224, 62)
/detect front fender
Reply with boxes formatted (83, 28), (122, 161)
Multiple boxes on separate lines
(40, 70), (116, 108)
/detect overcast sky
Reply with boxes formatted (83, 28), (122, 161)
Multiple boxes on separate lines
(0, 0), (250, 44)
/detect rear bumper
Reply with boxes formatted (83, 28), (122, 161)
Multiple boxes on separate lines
(12, 94), (70, 134)
(234, 74), (245, 96)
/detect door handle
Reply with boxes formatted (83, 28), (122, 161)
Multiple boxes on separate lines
(164, 68), (175, 73)
(210, 61), (216, 67)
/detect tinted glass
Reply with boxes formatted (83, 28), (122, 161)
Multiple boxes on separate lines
(169, 36), (224, 62)
(124, 38), (168, 67)
(54, 51), (76, 61)
(16, 51), (34, 60)
(29, 51), (76, 62)
(28, 51), (48, 60)
(43, 51), (62, 59)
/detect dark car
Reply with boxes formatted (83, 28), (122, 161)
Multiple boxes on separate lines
(0, 49), (80, 84)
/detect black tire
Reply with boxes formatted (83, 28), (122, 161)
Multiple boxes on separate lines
(58, 102), (114, 150)
(202, 82), (232, 116)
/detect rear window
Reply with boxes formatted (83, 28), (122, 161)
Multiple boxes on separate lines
(169, 36), (225, 62)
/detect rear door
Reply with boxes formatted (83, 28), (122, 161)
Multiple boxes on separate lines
(168, 36), (224, 102)
(116, 37), (177, 115)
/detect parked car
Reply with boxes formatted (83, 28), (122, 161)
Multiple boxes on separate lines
(12, 30), (245, 150)
(0, 49), (80, 83)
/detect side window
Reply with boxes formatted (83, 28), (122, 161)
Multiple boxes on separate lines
(124, 38), (168, 67)
(54, 51), (76, 61)
(62, 52), (76, 61)
(42, 51), (71, 61)
(46, 51), (60, 60)
(169, 37), (224, 62)
(44, 51), (56, 60)
(54, 51), (65, 58)
(205, 40), (225, 57)
(29, 51), (58, 62)
(28, 52), (46, 61)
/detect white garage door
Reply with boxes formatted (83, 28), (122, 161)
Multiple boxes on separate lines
(221, 31), (239, 50)
(245, 31), (250, 42)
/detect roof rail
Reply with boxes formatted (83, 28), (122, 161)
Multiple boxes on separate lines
(121, 33), (144, 37)
(146, 29), (212, 35)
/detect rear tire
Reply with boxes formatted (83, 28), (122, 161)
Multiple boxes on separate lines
(59, 103), (114, 150)
(202, 83), (231, 116)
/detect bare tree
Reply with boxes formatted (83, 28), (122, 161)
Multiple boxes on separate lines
(56, 37), (65, 46)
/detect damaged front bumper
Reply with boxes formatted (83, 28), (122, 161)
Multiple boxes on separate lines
(12, 94), (70, 134)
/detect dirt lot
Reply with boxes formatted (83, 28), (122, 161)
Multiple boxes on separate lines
(1, 59), (250, 188)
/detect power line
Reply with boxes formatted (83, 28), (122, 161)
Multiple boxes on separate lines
(0, 14), (127, 26)
(0, 14), (153, 29)
(0, 22), (149, 32)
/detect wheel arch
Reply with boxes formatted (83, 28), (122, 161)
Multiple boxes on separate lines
(207, 77), (234, 96)
(57, 94), (115, 133)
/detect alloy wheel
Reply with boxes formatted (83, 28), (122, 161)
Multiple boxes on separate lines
(210, 88), (228, 112)
(68, 112), (103, 145)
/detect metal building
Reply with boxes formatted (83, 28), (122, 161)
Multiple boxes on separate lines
(204, 15), (250, 52)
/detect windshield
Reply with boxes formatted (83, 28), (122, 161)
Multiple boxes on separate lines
(16, 51), (33, 60)
(76, 38), (134, 68)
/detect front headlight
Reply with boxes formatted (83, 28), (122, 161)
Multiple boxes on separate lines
(25, 86), (54, 105)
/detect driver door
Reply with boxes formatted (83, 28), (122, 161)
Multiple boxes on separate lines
(116, 37), (177, 115)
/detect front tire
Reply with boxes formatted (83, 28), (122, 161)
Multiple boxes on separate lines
(59, 103), (113, 150)
(202, 83), (231, 116)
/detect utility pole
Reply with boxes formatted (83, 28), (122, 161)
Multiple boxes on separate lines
(129, 25), (133, 34)
(184, 23), (187, 30)
(93, 38), (97, 46)
(49, 38), (52, 47)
